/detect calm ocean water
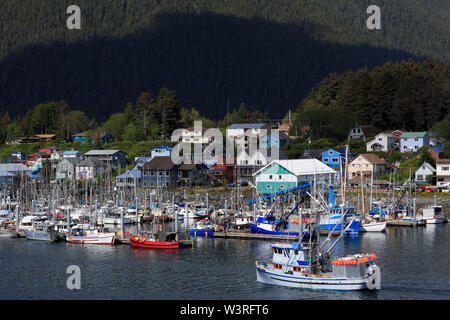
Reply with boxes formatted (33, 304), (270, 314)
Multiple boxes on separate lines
(0, 223), (449, 300)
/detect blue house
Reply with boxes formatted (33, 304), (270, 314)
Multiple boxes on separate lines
(321, 148), (355, 170)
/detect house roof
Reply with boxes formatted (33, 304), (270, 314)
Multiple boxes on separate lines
(228, 123), (268, 129)
(436, 159), (450, 164)
(143, 156), (177, 170)
(179, 163), (208, 170)
(32, 134), (56, 139)
(416, 162), (436, 173)
(116, 169), (141, 179)
(400, 132), (428, 139)
(254, 159), (335, 176)
(84, 150), (123, 156)
(63, 150), (82, 155)
(0, 163), (31, 172)
(358, 153), (387, 165)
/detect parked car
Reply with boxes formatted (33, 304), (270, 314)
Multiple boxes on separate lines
(424, 187), (434, 193)
(415, 186), (426, 192)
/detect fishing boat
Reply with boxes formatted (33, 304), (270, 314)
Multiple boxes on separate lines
(421, 205), (445, 224)
(24, 222), (63, 242)
(319, 206), (361, 235)
(250, 202), (303, 236)
(129, 231), (179, 249)
(188, 219), (223, 237)
(255, 208), (381, 290)
(66, 224), (115, 245)
(231, 215), (253, 229)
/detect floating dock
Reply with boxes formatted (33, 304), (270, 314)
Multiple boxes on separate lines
(386, 220), (419, 227)
(213, 230), (299, 241)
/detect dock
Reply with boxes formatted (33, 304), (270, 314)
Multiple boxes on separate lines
(213, 230), (299, 241)
(386, 220), (420, 227)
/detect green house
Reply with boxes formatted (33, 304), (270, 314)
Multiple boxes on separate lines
(253, 159), (336, 195)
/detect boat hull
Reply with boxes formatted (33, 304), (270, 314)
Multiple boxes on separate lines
(188, 229), (216, 237)
(250, 224), (300, 236)
(360, 221), (386, 232)
(424, 216), (445, 224)
(255, 266), (370, 290)
(319, 220), (361, 235)
(129, 234), (179, 249)
(66, 234), (115, 245)
(24, 230), (59, 242)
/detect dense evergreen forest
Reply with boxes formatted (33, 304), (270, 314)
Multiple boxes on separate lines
(0, 1), (448, 121)
(290, 60), (450, 141)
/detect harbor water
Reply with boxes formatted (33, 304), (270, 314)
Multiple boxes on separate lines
(0, 223), (449, 300)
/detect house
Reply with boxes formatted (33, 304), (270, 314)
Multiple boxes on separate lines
(415, 147), (442, 161)
(50, 150), (64, 161)
(115, 169), (142, 188)
(209, 157), (235, 184)
(348, 153), (388, 179)
(0, 163), (32, 175)
(8, 152), (26, 163)
(321, 148), (355, 170)
(73, 131), (114, 145)
(415, 162), (435, 185)
(178, 163), (209, 187)
(366, 133), (396, 152)
(253, 159), (337, 195)
(141, 156), (180, 188)
(63, 150), (83, 159)
(75, 158), (109, 180)
(435, 159), (450, 186)
(260, 130), (291, 149)
(174, 127), (212, 144)
(226, 123), (269, 148)
(234, 148), (287, 184)
(400, 132), (430, 153)
(348, 125), (379, 141)
(152, 146), (173, 158)
(55, 158), (81, 181)
(84, 150), (128, 167)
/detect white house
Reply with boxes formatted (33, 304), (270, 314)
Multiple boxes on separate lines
(435, 159), (450, 186)
(366, 133), (395, 152)
(415, 162), (435, 184)
(400, 132), (430, 153)
(253, 159), (337, 194)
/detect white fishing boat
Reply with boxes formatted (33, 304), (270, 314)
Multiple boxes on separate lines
(255, 243), (381, 290)
(421, 205), (445, 224)
(255, 202), (381, 291)
(66, 224), (115, 245)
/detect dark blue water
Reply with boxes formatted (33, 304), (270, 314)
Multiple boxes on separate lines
(0, 224), (449, 300)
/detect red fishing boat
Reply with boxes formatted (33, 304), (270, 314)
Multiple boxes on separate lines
(129, 231), (180, 249)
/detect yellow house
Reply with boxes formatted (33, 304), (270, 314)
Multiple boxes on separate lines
(348, 153), (387, 179)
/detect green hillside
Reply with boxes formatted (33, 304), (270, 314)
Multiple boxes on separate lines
(0, 0), (448, 120)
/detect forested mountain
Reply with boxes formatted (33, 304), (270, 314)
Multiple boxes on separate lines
(0, 0), (448, 121)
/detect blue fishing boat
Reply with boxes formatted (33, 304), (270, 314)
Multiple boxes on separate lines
(188, 219), (223, 237)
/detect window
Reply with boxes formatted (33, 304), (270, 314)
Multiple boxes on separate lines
(269, 175), (273, 179)
(279, 185), (285, 189)
(274, 264), (282, 270)
(329, 151), (333, 155)
(442, 167), (449, 171)
(266, 185), (272, 189)
(279, 175), (282, 179)
(415, 138), (419, 141)
(332, 158), (338, 163)
(323, 158), (329, 162)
